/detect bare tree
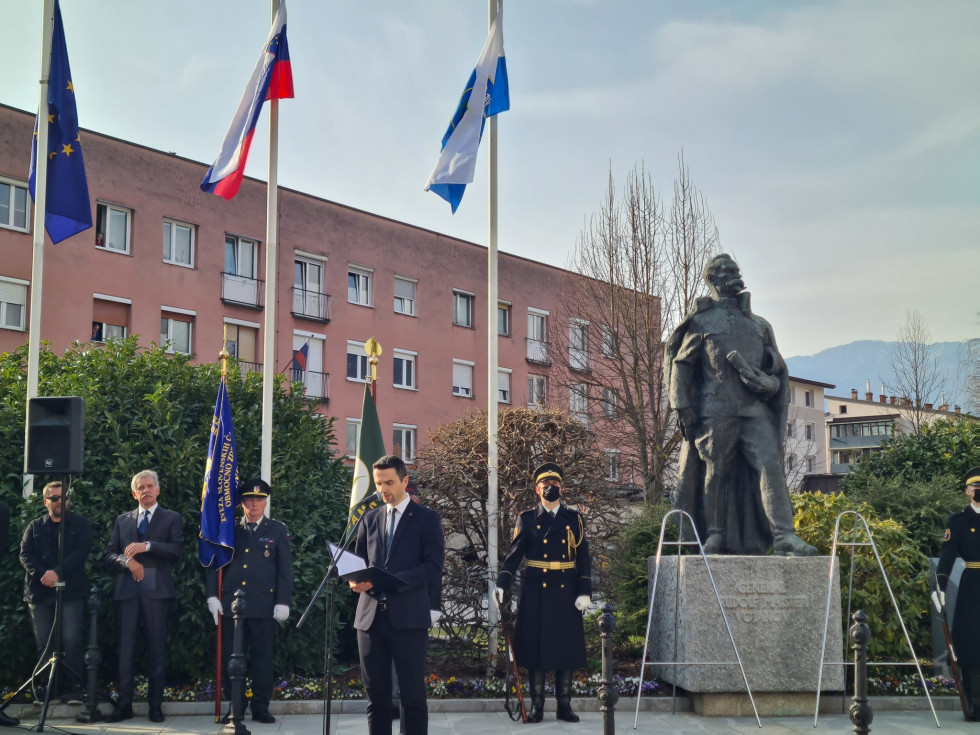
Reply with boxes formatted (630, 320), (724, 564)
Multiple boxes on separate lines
(549, 155), (720, 503)
(882, 310), (949, 435)
(783, 408), (818, 491)
(959, 312), (979, 415)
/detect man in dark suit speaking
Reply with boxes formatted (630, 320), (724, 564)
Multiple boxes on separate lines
(349, 455), (444, 735)
(103, 470), (183, 723)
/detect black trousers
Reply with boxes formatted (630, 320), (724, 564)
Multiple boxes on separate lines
(29, 597), (86, 688)
(220, 617), (276, 714)
(116, 595), (170, 708)
(357, 609), (428, 735)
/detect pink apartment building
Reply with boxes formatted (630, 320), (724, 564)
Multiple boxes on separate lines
(0, 103), (628, 478)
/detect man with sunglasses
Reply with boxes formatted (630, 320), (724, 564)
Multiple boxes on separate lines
(19, 481), (93, 705)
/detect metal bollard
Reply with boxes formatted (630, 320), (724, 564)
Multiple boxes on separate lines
(848, 610), (873, 735)
(76, 586), (103, 723)
(597, 602), (619, 735)
(227, 590), (250, 735)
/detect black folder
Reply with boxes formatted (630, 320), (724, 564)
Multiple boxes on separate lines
(338, 565), (407, 593)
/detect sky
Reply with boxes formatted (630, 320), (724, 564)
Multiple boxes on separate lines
(2, 0), (978, 358)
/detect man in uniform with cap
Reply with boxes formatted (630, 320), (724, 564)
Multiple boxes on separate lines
(495, 462), (591, 723)
(206, 478), (293, 724)
(934, 466), (980, 721)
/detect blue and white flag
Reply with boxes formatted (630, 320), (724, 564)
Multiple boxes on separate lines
(425, 9), (509, 213)
(199, 377), (239, 568)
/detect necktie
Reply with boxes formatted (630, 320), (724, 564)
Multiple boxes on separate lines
(248, 522), (257, 535)
(385, 509), (397, 555)
(138, 510), (149, 537)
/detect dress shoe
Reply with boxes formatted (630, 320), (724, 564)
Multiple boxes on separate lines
(251, 711), (275, 724)
(0, 709), (20, 727)
(149, 708), (165, 723)
(107, 705), (134, 722)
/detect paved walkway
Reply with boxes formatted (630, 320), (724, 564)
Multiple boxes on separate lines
(1, 705), (974, 735)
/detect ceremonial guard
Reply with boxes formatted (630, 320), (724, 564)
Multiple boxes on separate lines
(207, 479), (293, 724)
(495, 463), (591, 723)
(935, 466), (980, 721)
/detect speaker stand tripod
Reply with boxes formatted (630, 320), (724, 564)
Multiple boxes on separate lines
(0, 474), (81, 733)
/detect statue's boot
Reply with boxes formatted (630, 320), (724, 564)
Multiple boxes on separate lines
(555, 670), (579, 722)
(526, 669), (545, 723)
(702, 533), (725, 554)
(773, 533), (817, 557)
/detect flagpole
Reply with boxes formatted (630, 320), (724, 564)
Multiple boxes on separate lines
(22, 0), (56, 499)
(260, 0), (281, 489)
(486, 0), (501, 673)
(215, 329), (230, 722)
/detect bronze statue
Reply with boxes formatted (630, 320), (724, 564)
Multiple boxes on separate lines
(666, 254), (816, 556)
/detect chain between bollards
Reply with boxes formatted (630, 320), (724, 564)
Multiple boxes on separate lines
(597, 602), (619, 735)
(848, 610), (873, 735)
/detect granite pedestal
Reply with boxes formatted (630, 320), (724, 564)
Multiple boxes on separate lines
(647, 555), (844, 715)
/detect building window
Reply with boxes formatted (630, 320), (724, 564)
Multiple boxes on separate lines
(839, 405), (847, 414)
(92, 294), (130, 342)
(225, 322), (259, 364)
(601, 324), (617, 358)
(498, 302), (511, 336)
(294, 255), (328, 320)
(602, 388), (617, 419)
(163, 219), (194, 267)
(805, 422), (815, 441)
(604, 450), (620, 482)
(804, 390), (814, 407)
(161, 311), (194, 355)
(498, 369), (511, 403)
(348, 264), (373, 306)
(346, 419), (361, 459)
(393, 424), (416, 464)
(347, 340), (368, 382)
(569, 319), (589, 372)
(806, 456), (815, 474)
(453, 290), (474, 328)
(394, 276), (417, 316)
(786, 421), (795, 439)
(0, 277), (28, 331)
(96, 203), (131, 254)
(570, 384), (588, 425)
(527, 309), (548, 363)
(0, 177), (29, 232)
(226, 235), (257, 277)
(452, 360), (474, 397)
(393, 350), (417, 389)
(786, 455), (795, 471)
(527, 375), (546, 408)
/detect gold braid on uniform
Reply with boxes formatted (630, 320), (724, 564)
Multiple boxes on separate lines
(566, 516), (585, 558)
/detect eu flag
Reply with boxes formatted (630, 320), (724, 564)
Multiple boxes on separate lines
(28, 0), (92, 244)
(199, 377), (239, 568)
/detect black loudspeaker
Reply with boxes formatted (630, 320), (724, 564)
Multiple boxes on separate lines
(27, 396), (85, 475)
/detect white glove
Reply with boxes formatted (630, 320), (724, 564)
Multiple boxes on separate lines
(494, 587), (506, 605)
(430, 610), (442, 627)
(273, 604), (290, 622)
(931, 590), (945, 613)
(207, 597), (223, 625)
(574, 595), (591, 612)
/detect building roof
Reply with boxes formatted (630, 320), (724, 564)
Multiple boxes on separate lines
(788, 376), (836, 389)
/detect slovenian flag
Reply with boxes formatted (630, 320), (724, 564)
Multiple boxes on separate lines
(201, 1), (293, 200)
(425, 8), (509, 213)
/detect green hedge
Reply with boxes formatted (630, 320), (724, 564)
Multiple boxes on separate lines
(0, 339), (350, 687)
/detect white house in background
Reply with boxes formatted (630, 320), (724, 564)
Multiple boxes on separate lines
(825, 382), (975, 473)
(785, 376), (835, 490)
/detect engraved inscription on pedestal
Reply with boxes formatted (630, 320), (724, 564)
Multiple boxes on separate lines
(648, 555), (844, 693)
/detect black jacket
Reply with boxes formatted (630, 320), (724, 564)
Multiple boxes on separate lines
(20, 511), (93, 603)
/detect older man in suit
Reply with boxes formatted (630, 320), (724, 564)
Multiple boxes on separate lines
(103, 470), (183, 723)
(349, 455), (444, 735)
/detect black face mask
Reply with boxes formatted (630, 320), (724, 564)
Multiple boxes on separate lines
(542, 485), (561, 503)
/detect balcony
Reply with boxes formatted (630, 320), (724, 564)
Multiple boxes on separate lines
(236, 360), (262, 377)
(292, 287), (332, 323)
(221, 273), (264, 309)
(292, 368), (330, 402)
(526, 338), (550, 366)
